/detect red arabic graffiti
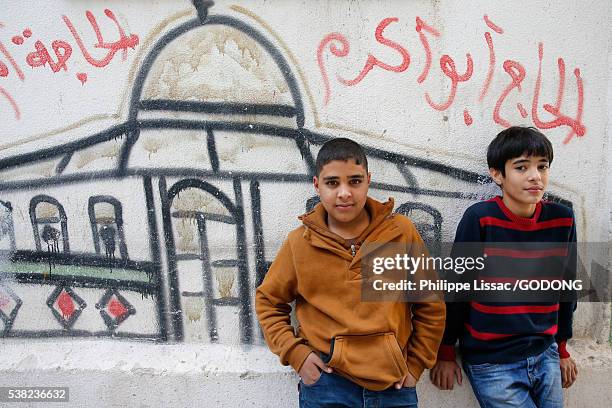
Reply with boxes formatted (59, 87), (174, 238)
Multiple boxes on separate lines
(337, 17), (410, 86)
(530, 43), (585, 143)
(63, 9), (139, 68)
(415, 17), (440, 84)
(317, 33), (349, 106)
(0, 86), (20, 120)
(26, 40), (72, 72)
(317, 15), (586, 144)
(493, 59), (526, 128)
(479, 31), (495, 101)
(0, 9), (139, 121)
(425, 53), (473, 111)
(483, 15), (503, 34)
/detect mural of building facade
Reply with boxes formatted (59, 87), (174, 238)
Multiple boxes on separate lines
(0, 0), (609, 349)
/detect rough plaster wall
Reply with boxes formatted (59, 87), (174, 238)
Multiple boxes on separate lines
(0, 0), (610, 406)
(607, 18), (612, 344)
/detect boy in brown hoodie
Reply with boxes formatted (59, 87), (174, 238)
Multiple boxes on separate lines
(256, 138), (446, 407)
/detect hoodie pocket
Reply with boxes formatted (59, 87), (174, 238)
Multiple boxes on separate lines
(326, 332), (408, 391)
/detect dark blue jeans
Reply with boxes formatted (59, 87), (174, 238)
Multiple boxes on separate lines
(298, 371), (418, 408)
(463, 342), (563, 408)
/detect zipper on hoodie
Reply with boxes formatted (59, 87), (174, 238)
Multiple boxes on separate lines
(350, 244), (356, 257)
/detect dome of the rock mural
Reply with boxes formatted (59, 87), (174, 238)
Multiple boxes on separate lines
(126, 17), (308, 174)
(141, 24), (294, 107)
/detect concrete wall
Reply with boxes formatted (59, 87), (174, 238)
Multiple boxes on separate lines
(0, 0), (610, 406)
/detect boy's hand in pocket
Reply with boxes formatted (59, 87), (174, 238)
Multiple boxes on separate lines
(395, 372), (417, 389)
(299, 352), (333, 385)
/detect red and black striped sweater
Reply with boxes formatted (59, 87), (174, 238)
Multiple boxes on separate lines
(438, 196), (576, 364)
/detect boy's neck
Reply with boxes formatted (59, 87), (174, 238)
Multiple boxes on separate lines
(501, 195), (538, 218)
(327, 208), (371, 240)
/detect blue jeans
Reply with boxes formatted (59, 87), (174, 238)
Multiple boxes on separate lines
(298, 371), (418, 408)
(463, 342), (563, 408)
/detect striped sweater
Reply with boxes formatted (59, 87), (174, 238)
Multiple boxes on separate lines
(438, 196), (576, 364)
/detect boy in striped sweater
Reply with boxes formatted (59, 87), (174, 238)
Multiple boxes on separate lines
(430, 126), (578, 407)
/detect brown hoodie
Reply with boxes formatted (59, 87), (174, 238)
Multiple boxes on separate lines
(255, 197), (445, 391)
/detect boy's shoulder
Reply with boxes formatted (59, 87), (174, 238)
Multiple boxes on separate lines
(373, 212), (429, 247)
(540, 199), (575, 219)
(462, 198), (502, 219)
(286, 224), (308, 243)
(388, 212), (420, 235)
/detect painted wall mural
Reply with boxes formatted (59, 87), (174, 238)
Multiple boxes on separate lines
(0, 1), (605, 346)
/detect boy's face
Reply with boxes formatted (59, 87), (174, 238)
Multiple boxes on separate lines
(313, 159), (371, 226)
(489, 154), (550, 211)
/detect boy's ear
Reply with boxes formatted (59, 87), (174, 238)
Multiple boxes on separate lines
(367, 172), (371, 185)
(489, 167), (503, 187)
(313, 175), (320, 194)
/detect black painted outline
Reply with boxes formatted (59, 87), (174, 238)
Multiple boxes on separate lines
(206, 127), (220, 173)
(395, 202), (443, 256)
(192, 1), (214, 23)
(143, 176), (167, 341)
(397, 163), (419, 189)
(158, 176), (184, 341)
(249, 180), (267, 288)
(0, 283), (22, 334)
(29, 195), (70, 253)
(139, 100), (297, 117)
(0, 122), (130, 172)
(55, 151), (73, 175)
(0, 200), (16, 252)
(4, 271), (157, 295)
(10, 249), (155, 273)
(96, 288), (137, 331)
(88, 195), (129, 259)
(46, 285), (87, 330)
(162, 177), (255, 343)
(3, 330), (162, 340)
(232, 177), (252, 343)
(195, 214), (218, 342)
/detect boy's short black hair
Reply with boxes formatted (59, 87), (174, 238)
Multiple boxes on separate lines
(487, 126), (553, 176)
(315, 138), (368, 175)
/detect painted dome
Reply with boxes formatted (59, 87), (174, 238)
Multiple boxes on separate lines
(141, 24), (294, 106)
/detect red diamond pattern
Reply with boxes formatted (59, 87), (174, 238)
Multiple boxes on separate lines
(0, 285), (22, 332)
(108, 296), (128, 320)
(57, 290), (76, 319)
(47, 286), (86, 330)
(0, 291), (11, 310)
(96, 289), (135, 330)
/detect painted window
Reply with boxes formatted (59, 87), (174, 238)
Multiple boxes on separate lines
(0, 201), (16, 253)
(88, 196), (128, 260)
(29, 195), (69, 253)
